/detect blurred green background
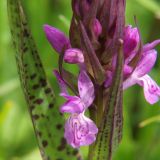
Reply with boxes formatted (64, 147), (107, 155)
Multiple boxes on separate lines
(1, 0), (160, 160)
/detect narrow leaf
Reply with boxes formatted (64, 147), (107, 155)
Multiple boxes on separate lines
(7, 0), (82, 160)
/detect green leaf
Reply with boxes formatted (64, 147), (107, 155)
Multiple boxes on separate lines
(139, 115), (160, 128)
(7, 0), (82, 160)
(136, 0), (160, 15)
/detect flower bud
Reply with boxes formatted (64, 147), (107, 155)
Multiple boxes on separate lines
(43, 24), (71, 53)
(93, 19), (102, 37)
(124, 25), (139, 57)
(64, 48), (84, 64)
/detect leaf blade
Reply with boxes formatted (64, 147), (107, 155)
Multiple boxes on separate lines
(7, 0), (82, 160)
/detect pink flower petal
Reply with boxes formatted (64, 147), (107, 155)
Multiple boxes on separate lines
(44, 24), (71, 53)
(53, 70), (68, 95)
(138, 75), (160, 104)
(123, 76), (137, 90)
(78, 71), (95, 108)
(143, 39), (160, 52)
(123, 64), (133, 76)
(60, 97), (84, 113)
(134, 49), (157, 77)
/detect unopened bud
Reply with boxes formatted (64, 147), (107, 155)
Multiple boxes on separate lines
(64, 48), (84, 64)
(44, 24), (71, 54)
(93, 19), (102, 37)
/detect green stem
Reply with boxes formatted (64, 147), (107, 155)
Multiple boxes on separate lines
(88, 86), (104, 160)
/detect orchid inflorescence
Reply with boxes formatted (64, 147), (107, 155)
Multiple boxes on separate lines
(44, 0), (160, 152)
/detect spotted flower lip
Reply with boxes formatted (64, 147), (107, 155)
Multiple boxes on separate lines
(64, 113), (98, 148)
(122, 25), (160, 104)
(123, 49), (160, 104)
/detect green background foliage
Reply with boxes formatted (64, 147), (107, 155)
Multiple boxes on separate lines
(0, 0), (160, 159)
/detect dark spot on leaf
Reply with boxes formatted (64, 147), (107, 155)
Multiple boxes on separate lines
(72, 149), (78, 155)
(50, 94), (54, 97)
(66, 151), (71, 155)
(39, 78), (47, 87)
(24, 64), (28, 67)
(57, 138), (67, 151)
(25, 76), (29, 79)
(48, 103), (54, 109)
(33, 114), (40, 120)
(41, 114), (45, 118)
(32, 84), (40, 90)
(31, 51), (34, 55)
(23, 28), (29, 37)
(42, 140), (48, 148)
(37, 131), (42, 137)
(56, 124), (62, 130)
(45, 88), (52, 94)
(30, 105), (35, 112)
(34, 99), (43, 105)
(39, 64), (43, 68)
(30, 73), (37, 80)
(48, 133), (52, 138)
(35, 63), (39, 67)
(23, 46), (28, 52)
(56, 159), (63, 160)
(29, 95), (35, 100)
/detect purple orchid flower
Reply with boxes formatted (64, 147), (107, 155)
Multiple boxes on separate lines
(53, 70), (98, 148)
(64, 112), (98, 148)
(43, 25), (84, 64)
(123, 25), (160, 104)
(42, 0), (160, 158)
(105, 25), (160, 104)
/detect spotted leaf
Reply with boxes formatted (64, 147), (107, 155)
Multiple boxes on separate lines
(7, 0), (82, 160)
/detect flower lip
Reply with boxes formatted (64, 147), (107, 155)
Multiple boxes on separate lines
(64, 113), (98, 148)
